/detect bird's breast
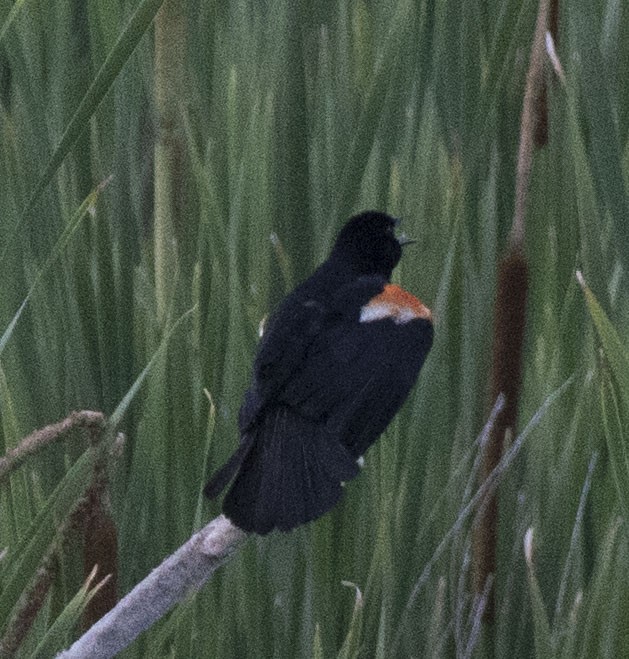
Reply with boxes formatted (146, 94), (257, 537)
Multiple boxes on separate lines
(359, 284), (432, 326)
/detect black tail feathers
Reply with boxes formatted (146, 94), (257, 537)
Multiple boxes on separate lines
(206, 407), (359, 534)
(203, 433), (255, 499)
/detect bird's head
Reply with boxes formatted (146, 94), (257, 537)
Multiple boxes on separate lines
(331, 211), (412, 280)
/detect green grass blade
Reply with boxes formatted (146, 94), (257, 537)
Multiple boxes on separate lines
(578, 271), (629, 522)
(338, 582), (364, 659)
(569, 5), (629, 273)
(524, 529), (554, 659)
(107, 305), (197, 432)
(31, 567), (109, 659)
(577, 271), (629, 407)
(1, 0), (165, 260)
(0, 0), (29, 46)
(0, 178), (110, 356)
(600, 366), (629, 521)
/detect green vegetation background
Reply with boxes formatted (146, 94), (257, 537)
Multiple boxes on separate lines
(1, 0), (629, 656)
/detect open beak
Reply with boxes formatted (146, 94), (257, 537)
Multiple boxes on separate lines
(392, 217), (416, 246)
(397, 233), (416, 246)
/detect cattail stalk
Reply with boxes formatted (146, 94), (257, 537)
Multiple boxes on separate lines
(154, 0), (188, 322)
(473, 0), (554, 621)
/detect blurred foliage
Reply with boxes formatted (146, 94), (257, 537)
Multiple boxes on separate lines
(1, 0), (628, 656)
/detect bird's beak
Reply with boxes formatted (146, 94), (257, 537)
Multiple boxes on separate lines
(397, 232), (416, 246)
(393, 217), (416, 246)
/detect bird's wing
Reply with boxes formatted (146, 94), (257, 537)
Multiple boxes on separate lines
(238, 290), (335, 430)
(239, 276), (387, 429)
(278, 279), (433, 457)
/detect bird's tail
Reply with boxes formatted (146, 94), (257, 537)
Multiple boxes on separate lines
(208, 406), (359, 535)
(203, 432), (255, 499)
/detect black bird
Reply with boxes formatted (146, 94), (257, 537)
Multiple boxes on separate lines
(204, 211), (433, 534)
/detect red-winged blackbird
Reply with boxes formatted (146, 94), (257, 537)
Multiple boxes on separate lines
(204, 211), (433, 534)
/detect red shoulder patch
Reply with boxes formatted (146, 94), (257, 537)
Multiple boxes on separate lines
(360, 284), (432, 324)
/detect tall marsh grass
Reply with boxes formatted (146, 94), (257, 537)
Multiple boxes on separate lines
(1, 0), (629, 656)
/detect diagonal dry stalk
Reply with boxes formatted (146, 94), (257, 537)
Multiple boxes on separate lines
(0, 410), (105, 482)
(0, 411), (123, 656)
(57, 515), (248, 659)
